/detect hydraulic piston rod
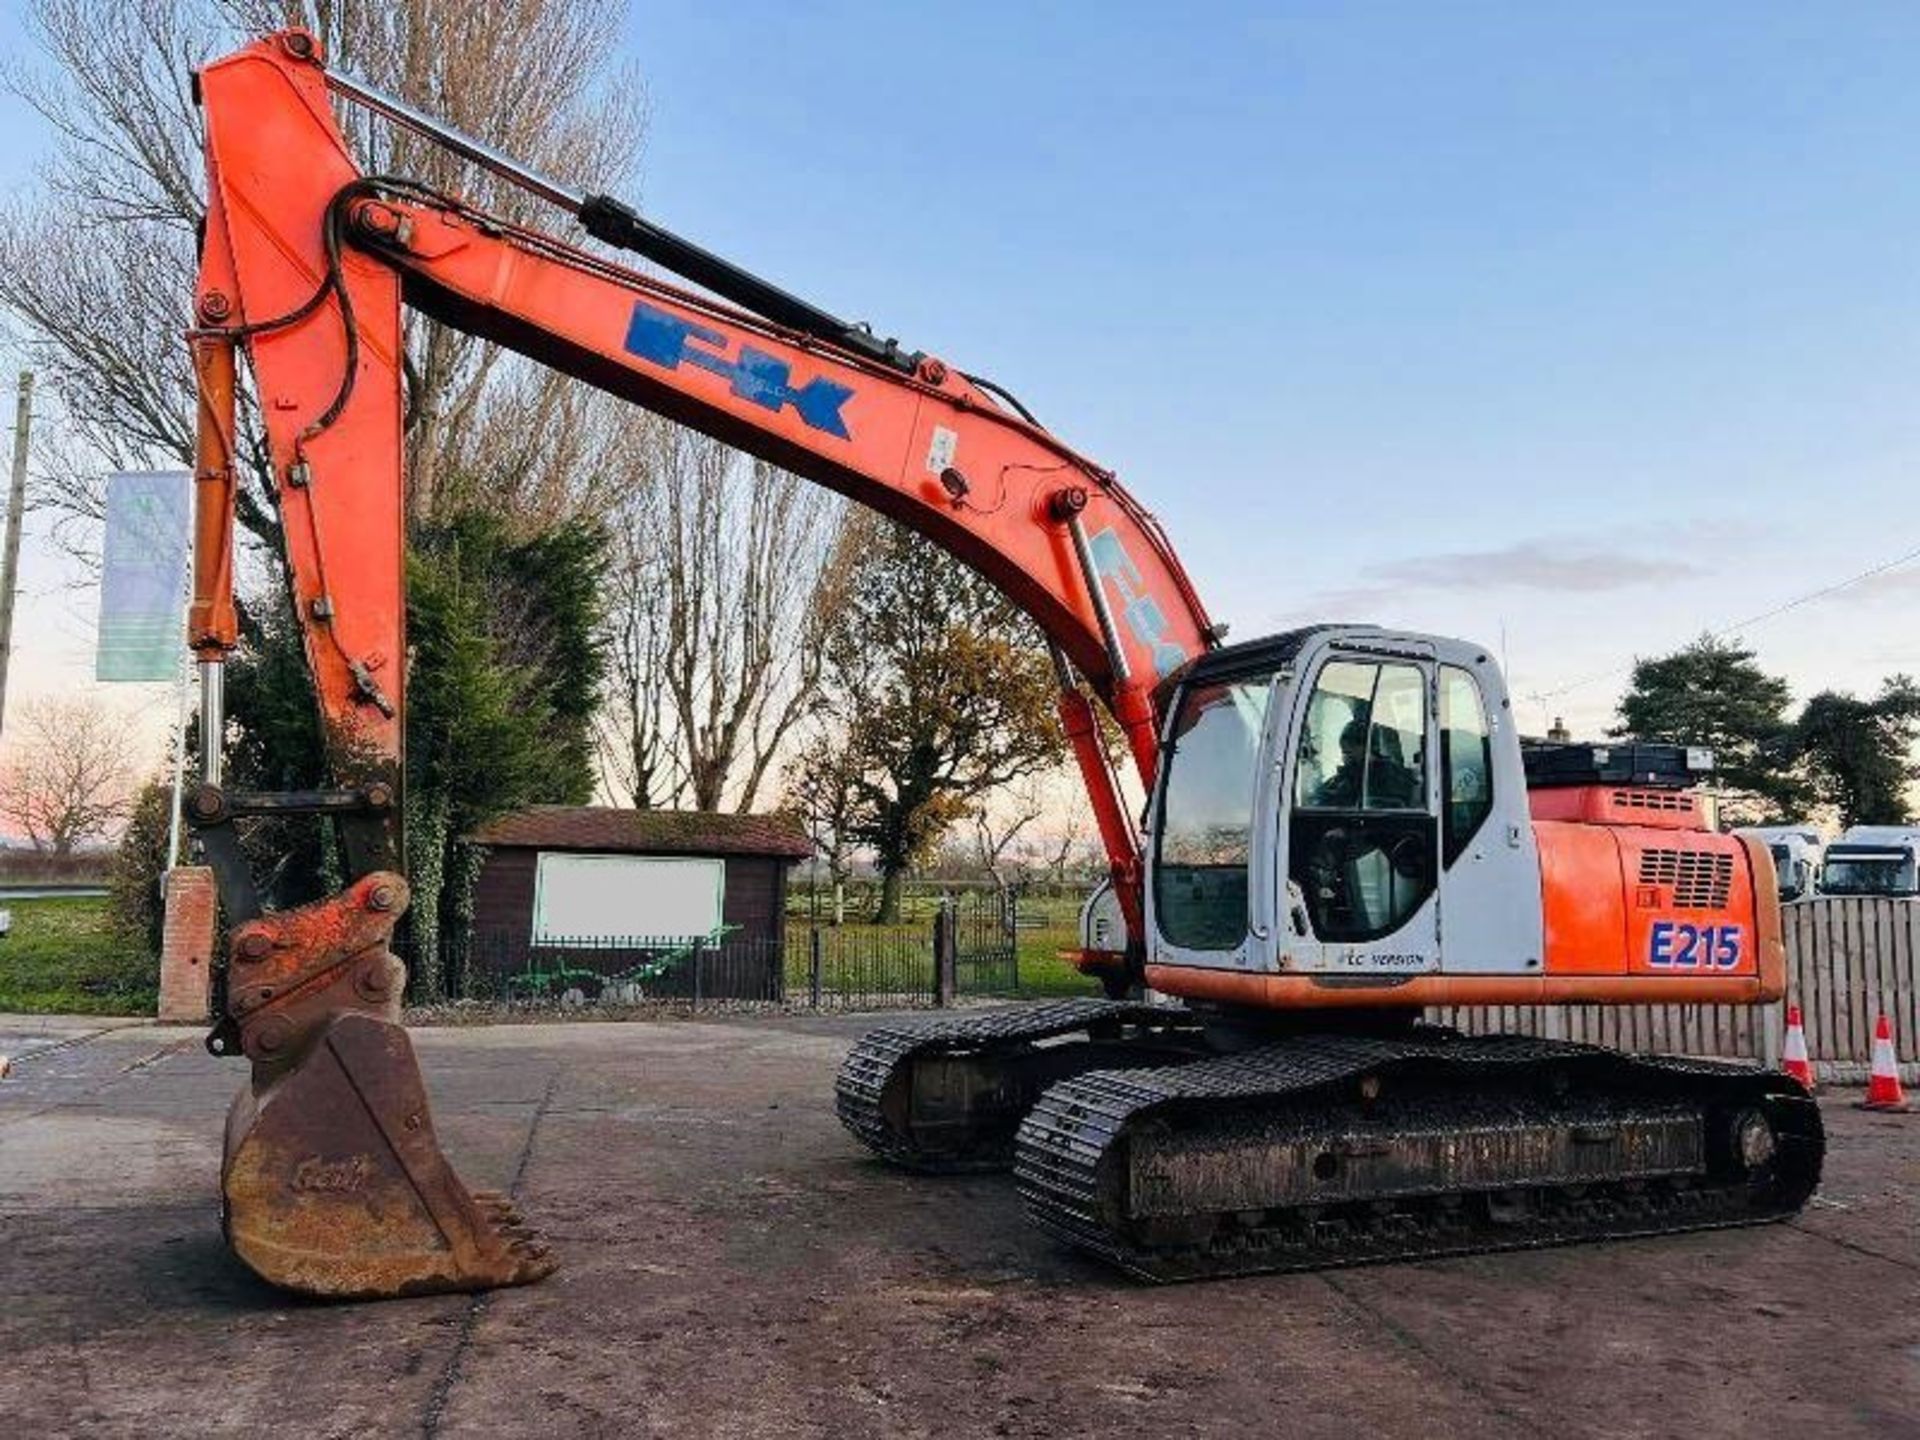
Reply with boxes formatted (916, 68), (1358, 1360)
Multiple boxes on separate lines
(324, 67), (917, 372)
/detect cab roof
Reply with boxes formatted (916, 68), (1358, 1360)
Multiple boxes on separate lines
(1152, 625), (1362, 713)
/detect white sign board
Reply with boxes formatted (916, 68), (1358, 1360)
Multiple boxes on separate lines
(531, 853), (724, 944)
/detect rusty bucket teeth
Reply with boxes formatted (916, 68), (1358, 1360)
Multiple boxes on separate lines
(221, 1012), (558, 1300)
(474, 1192), (528, 1225)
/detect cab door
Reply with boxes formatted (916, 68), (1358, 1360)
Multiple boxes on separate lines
(1280, 650), (1442, 974)
(1429, 654), (1541, 974)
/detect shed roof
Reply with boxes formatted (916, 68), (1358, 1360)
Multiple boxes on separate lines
(466, 805), (814, 860)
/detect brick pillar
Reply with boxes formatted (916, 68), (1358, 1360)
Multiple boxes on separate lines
(157, 866), (217, 1024)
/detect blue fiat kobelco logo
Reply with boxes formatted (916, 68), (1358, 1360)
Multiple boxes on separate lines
(623, 299), (855, 439)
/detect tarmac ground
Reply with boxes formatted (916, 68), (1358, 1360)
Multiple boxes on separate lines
(1, 1011), (1916, 1439)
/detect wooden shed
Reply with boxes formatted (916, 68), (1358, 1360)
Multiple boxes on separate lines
(462, 806), (813, 999)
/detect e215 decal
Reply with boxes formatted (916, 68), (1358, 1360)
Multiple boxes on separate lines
(1648, 921), (1744, 969)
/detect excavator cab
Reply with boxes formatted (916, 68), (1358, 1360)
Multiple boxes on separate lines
(1146, 627), (1543, 988)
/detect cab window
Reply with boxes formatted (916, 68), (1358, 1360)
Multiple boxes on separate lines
(1289, 659), (1436, 942)
(1153, 672), (1273, 950)
(1294, 661), (1427, 813)
(1438, 666), (1494, 864)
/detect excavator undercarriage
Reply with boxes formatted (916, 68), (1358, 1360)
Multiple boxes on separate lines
(837, 1005), (1823, 1279)
(835, 999), (1206, 1170)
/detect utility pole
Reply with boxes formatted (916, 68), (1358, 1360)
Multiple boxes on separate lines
(0, 370), (31, 743)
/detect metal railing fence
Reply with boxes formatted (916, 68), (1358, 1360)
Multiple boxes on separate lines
(409, 888), (1020, 1011)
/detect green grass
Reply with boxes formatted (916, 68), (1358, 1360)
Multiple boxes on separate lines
(1013, 929), (1104, 997)
(781, 916), (1101, 1002)
(0, 895), (156, 1015)
(1004, 891), (1106, 997)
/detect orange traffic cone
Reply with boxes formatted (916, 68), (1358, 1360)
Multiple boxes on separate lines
(1857, 1014), (1910, 1113)
(1782, 1004), (1815, 1091)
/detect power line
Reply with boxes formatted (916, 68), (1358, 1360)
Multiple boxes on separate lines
(1527, 540), (1920, 704)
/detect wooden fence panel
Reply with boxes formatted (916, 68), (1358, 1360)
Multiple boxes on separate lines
(1430, 896), (1917, 1081)
(1905, 906), (1920, 1065)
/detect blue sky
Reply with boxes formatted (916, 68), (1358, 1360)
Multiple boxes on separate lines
(5, 1), (1920, 745)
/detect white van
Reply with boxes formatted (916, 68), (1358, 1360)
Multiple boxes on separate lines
(1818, 825), (1920, 898)
(1735, 825), (1825, 902)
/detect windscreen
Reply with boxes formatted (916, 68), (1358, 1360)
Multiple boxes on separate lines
(1153, 672), (1272, 950)
(1820, 852), (1916, 896)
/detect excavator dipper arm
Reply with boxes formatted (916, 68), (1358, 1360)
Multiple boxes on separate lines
(188, 31), (1216, 1297)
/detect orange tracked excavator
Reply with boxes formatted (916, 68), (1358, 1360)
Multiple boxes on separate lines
(187, 31), (1821, 1299)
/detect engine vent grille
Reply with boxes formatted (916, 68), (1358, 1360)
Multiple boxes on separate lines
(1609, 788), (1694, 813)
(1639, 849), (1734, 909)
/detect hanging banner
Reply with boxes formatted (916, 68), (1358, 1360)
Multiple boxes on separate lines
(95, 470), (190, 682)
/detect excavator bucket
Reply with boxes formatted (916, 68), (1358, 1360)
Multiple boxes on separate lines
(215, 873), (555, 1299)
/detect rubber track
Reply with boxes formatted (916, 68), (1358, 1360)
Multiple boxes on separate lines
(835, 999), (1181, 1172)
(1014, 1032), (1825, 1280)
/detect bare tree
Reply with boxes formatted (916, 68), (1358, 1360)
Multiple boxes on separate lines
(599, 471), (686, 808)
(0, 0), (646, 562)
(1038, 801), (1088, 886)
(971, 776), (1047, 899)
(604, 426), (848, 812)
(0, 696), (139, 853)
(783, 723), (862, 922)
(0, 1), (215, 544)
